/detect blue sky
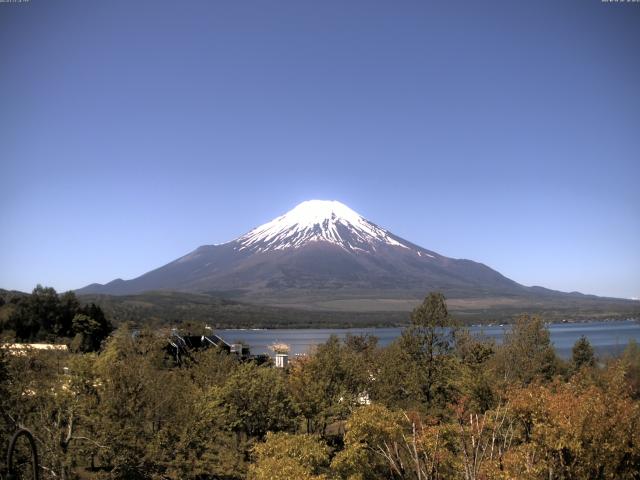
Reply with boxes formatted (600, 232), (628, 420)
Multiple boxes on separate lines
(1, 0), (638, 299)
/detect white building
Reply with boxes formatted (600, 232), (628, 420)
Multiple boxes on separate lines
(275, 352), (289, 368)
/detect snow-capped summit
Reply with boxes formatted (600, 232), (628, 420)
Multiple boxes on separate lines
(77, 199), (537, 304)
(236, 200), (410, 253)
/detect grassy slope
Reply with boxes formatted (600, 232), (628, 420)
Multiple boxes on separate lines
(78, 290), (640, 329)
(78, 291), (409, 329)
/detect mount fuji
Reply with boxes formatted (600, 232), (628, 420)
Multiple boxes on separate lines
(77, 200), (625, 311)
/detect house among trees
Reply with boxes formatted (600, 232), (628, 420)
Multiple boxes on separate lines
(167, 330), (269, 365)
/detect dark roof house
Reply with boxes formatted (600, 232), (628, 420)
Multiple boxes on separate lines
(167, 331), (255, 364)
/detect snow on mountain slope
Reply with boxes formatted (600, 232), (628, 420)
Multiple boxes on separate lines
(76, 199), (532, 299)
(236, 200), (411, 253)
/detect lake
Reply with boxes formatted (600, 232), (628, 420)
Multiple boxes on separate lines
(219, 320), (640, 359)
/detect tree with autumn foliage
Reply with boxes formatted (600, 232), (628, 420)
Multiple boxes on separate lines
(2, 291), (639, 480)
(502, 371), (640, 479)
(331, 403), (458, 480)
(249, 432), (330, 480)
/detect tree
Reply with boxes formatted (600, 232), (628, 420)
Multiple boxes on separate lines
(332, 403), (457, 480)
(288, 335), (371, 434)
(29, 285), (61, 338)
(344, 333), (378, 357)
(94, 326), (189, 478)
(453, 399), (514, 480)
(168, 387), (245, 480)
(493, 314), (559, 385)
(369, 339), (419, 409)
(400, 292), (460, 411)
(76, 303), (112, 348)
(9, 295), (42, 341)
(249, 432), (330, 480)
(331, 404), (404, 479)
(212, 362), (296, 439)
(58, 291), (81, 337)
(1, 346), (102, 480)
(71, 303), (112, 352)
(70, 314), (100, 352)
(618, 339), (640, 400)
(150, 340), (244, 479)
(455, 329), (497, 412)
(571, 335), (595, 371)
(505, 378), (640, 479)
(33, 354), (103, 480)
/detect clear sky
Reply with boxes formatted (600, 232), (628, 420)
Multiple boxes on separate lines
(1, 0), (638, 299)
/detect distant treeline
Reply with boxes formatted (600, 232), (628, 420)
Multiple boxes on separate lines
(0, 285), (112, 352)
(1, 293), (639, 480)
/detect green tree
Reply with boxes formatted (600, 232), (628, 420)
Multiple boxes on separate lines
(344, 333), (378, 357)
(288, 336), (370, 434)
(493, 314), (559, 385)
(77, 303), (112, 347)
(148, 337), (244, 479)
(9, 295), (42, 341)
(94, 326), (189, 478)
(455, 329), (497, 412)
(165, 387), (244, 479)
(213, 361), (296, 439)
(571, 335), (595, 371)
(368, 339), (418, 409)
(400, 292), (460, 411)
(28, 285), (61, 338)
(70, 311), (111, 353)
(58, 291), (81, 336)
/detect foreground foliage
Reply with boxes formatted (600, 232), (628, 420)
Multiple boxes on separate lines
(1, 293), (640, 479)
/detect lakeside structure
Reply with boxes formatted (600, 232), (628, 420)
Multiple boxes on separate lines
(167, 330), (270, 365)
(274, 352), (289, 368)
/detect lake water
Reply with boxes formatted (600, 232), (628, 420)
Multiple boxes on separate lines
(219, 320), (640, 359)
